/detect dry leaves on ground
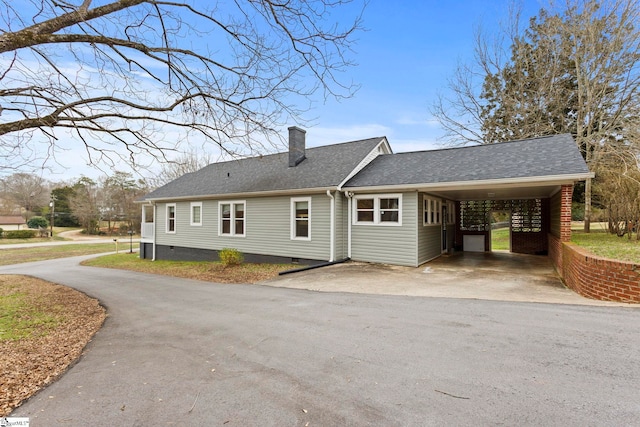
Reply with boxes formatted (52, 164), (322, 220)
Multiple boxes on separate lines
(0, 275), (106, 416)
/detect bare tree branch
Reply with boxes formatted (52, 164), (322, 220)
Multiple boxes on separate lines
(431, 0), (640, 231)
(0, 0), (364, 172)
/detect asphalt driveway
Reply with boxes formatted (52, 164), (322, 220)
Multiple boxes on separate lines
(2, 256), (639, 426)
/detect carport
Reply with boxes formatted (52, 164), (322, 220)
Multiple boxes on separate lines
(424, 180), (567, 256)
(341, 134), (593, 269)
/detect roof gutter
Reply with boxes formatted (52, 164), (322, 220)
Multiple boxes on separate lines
(141, 186), (337, 204)
(343, 172), (595, 193)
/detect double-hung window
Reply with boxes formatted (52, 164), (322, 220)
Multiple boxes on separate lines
(379, 197), (400, 223)
(353, 194), (402, 225)
(219, 201), (245, 236)
(447, 201), (456, 224)
(291, 197), (311, 240)
(190, 202), (202, 226)
(423, 196), (441, 225)
(166, 203), (176, 233)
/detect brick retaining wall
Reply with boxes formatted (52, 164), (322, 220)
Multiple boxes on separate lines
(549, 234), (640, 303)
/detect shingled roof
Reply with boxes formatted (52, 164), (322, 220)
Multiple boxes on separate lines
(143, 137), (386, 200)
(343, 134), (590, 189)
(0, 215), (26, 225)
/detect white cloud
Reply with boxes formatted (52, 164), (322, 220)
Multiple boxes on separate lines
(304, 124), (393, 146)
(394, 115), (441, 128)
(299, 123), (448, 154)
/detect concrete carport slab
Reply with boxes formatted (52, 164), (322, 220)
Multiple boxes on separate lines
(263, 252), (630, 306)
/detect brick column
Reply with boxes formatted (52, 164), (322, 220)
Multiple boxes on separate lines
(560, 184), (573, 242)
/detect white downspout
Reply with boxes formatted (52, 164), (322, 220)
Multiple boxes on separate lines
(326, 190), (335, 262)
(152, 202), (157, 261)
(346, 191), (353, 259)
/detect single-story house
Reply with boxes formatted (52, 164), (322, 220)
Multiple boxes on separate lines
(139, 127), (591, 267)
(0, 215), (27, 231)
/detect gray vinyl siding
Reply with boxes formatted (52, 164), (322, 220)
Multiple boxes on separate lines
(156, 200), (218, 249)
(334, 192), (347, 260)
(417, 193), (446, 264)
(418, 225), (441, 264)
(350, 192), (418, 266)
(155, 194), (332, 261)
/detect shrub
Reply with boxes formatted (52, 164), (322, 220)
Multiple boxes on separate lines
(27, 216), (49, 229)
(0, 227), (3, 238)
(218, 248), (243, 266)
(571, 202), (584, 221)
(5, 230), (36, 239)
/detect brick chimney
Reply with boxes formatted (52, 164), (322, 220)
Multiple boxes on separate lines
(288, 126), (306, 167)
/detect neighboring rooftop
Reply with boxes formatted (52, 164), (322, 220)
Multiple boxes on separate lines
(343, 134), (590, 188)
(143, 137), (386, 200)
(0, 216), (26, 225)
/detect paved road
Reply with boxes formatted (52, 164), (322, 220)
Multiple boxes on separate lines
(2, 257), (639, 426)
(0, 237), (138, 250)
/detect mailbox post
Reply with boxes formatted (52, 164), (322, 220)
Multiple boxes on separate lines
(128, 230), (134, 253)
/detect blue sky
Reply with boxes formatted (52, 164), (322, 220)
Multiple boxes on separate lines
(305, 0), (545, 153)
(41, 0), (546, 181)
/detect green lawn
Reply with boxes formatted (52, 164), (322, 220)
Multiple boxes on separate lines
(491, 228), (510, 250)
(491, 225), (638, 263)
(83, 253), (296, 284)
(571, 230), (639, 263)
(0, 236), (67, 245)
(0, 243), (127, 266)
(0, 279), (62, 341)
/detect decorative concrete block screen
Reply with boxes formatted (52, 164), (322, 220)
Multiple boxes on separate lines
(459, 199), (543, 232)
(459, 200), (491, 231)
(457, 199), (548, 254)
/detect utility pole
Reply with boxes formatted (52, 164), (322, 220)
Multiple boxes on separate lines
(49, 197), (55, 238)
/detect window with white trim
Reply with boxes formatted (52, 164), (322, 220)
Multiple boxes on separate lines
(190, 202), (202, 226)
(291, 197), (311, 240)
(423, 196), (441, 225)
(353, 194), (402, 225)
(447, 201), (456, 224)
(166, 203), (176, 233)
(219, 201), (245, 236)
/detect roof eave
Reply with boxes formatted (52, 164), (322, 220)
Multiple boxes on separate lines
(343, 172), (594, 193)
(139, 186), (338, 203)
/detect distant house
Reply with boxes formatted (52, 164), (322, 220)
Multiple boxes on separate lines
(139, 127), (591, 267)
(0, 215), (27, 231)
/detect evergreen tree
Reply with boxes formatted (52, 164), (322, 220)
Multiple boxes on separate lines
(433, 0), (640, 232)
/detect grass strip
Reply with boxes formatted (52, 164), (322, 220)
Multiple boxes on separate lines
(0, 292), (61, 341)
(83, 253), (296, 284)
(0, 243), (130, 266)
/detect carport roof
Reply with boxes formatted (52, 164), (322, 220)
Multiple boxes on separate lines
(342, 134), (591, 191)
